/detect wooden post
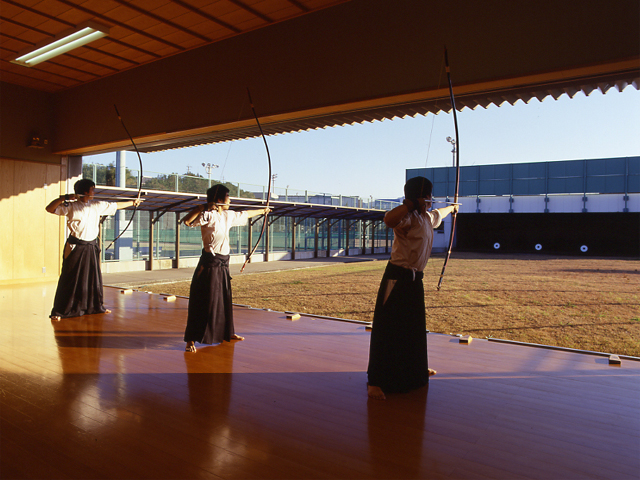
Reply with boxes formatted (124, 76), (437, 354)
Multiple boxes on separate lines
(291, 217), (297, 260)
(148, 212), (155, 270)
(371, 221), (376, 254)
(264, 217), (270, 263)
(246, 219), (253, 264)
(99, 221), (104, 263)
(345, 220), (350, 256)
(174, 214), (180, 268)
(362, 221), (366, 255)
(314, 218), (319, 258)
(385, 225), (389, 253)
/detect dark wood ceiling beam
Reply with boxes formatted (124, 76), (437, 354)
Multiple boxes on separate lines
(168, 0), (242, 33)
(227, 0), (274, 23)
(84, 44), (143, 65)
(1, 57), (82, 85)
(54, 0), (186, 51)
(0, 3), (152, 62)
(286, 0), (311, 12)
(110, 0), (212, 43)
(0, 63), (68, 89)
(0, 14), (60, 36)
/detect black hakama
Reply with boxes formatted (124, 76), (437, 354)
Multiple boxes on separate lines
(184, 251), (234, 345)
(367, 262), (429, 393)
(50, 236), (107, 319)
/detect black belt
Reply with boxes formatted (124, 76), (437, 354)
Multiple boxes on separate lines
(67, 235), (98, 246)
(384, 262), (423, 281)
(199, 250), (230, 268)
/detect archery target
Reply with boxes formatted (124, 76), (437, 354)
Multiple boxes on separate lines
(580, 245), (588, 253)
(535, 244), (542, 251)
(493, 243), (500, 250)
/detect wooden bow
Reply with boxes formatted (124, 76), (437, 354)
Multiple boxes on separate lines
(437, 47), (460, 290)
(104, 105), (144, 253)
(240, 88), (272, 273)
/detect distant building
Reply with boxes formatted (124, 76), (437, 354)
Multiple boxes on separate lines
(407, 157), (639, 257)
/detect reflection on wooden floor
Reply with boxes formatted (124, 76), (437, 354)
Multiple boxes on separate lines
(1, 282), (639, 480)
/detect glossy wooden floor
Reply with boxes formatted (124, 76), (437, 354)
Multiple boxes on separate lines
(1, 282), (639, 480)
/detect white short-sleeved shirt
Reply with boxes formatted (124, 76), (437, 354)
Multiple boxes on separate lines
(389, 209), (443, 272)
(191, 210), (249, 255)
(54, 200), (118, 241)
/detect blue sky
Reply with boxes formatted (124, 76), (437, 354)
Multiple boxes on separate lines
(89, 87), (640, 200)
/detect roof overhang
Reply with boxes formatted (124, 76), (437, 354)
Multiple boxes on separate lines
(133, 59), (639, 154)
(2, 0), (638, 158)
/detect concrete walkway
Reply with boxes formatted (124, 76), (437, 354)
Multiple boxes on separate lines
(103, 254), (390, 288)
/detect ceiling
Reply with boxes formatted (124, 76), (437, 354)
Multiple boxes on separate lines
(0, 0), (347, 93)
(1, 0), (638, 157)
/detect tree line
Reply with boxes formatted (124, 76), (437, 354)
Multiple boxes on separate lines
(83, 162), (254, 198)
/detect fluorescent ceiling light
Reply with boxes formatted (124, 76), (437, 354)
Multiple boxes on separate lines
(12, 21), (110, 67)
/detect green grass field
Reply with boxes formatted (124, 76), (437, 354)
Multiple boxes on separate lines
(149, 253), (640, 357)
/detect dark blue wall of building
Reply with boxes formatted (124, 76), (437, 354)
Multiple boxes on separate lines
(407, 157), (640, 198)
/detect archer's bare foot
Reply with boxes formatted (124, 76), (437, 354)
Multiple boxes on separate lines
(50, 316), (61, 322)
(367, 384), (386, 400)
(231, 334), (244, 341)
(428, 368), (437, 376)
(104, 309), (112, 314)
(185, 341), (196, 352)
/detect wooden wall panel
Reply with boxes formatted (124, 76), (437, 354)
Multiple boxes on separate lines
(0, 82), (58, 164)
(0, 159), (16, 281)
(0, 158), (65, 284)
(14, 161), (47, 280)
(45, 164), (64, 277)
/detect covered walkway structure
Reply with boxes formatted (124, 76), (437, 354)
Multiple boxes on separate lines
(92, 186), (390, 273)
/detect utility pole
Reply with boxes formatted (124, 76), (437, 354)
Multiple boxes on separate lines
(446, 136), (456, 167)
(202, 163), (219, 188)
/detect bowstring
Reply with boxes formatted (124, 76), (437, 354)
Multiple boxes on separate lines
(104, 105), (144, 254)
(218, 101), (246, 185)
(424, 53), (448, 281)
(423, 55), (446, 170)
(240, 88), (272, 273)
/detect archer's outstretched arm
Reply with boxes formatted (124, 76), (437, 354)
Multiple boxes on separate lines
(246, 207), (271, 219)
(436, 204), (458, 218)
(116, 198), (144, 210)
(384, 201), (459, 228)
